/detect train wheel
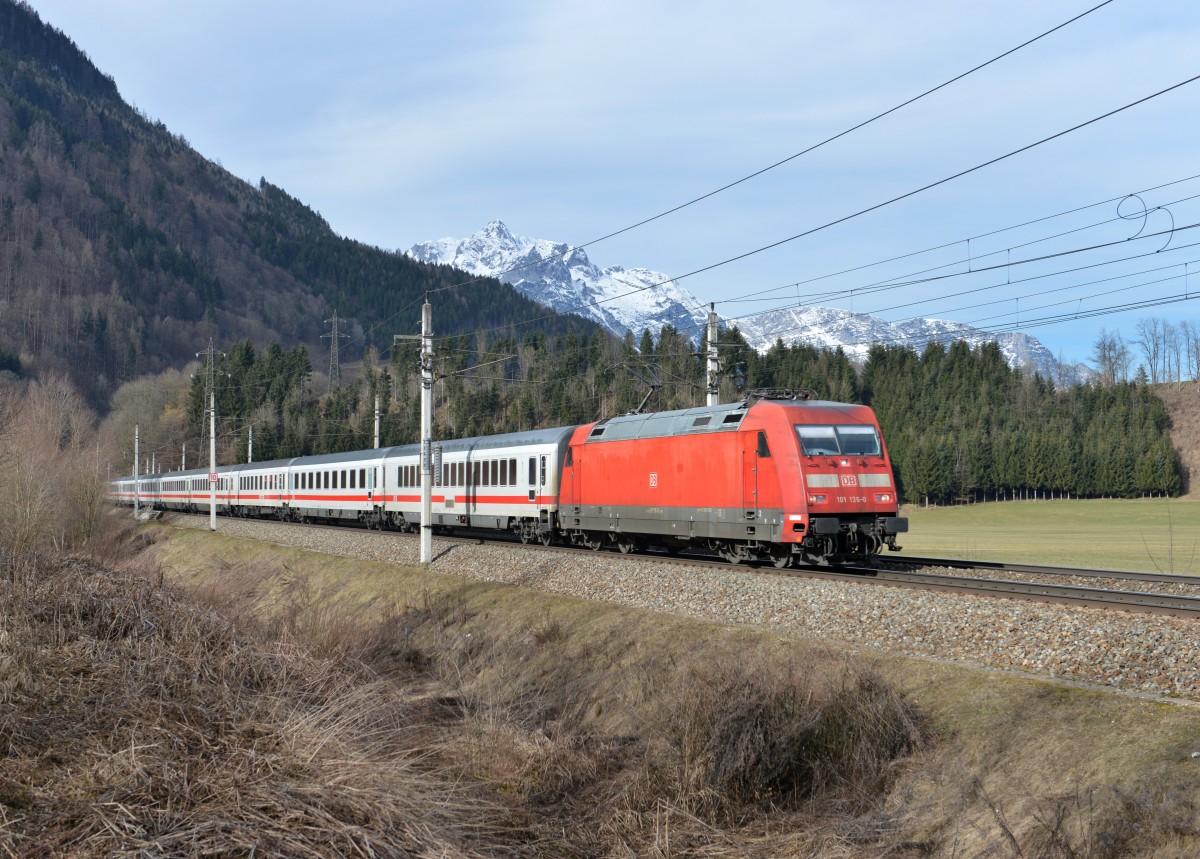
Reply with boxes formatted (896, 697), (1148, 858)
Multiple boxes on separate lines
(615, 535), (636, 554)
(719, 542), (744, 565)
(540, 530), (554, 547)
(770, 546), (794, 569)
(576, 532), (603, 551)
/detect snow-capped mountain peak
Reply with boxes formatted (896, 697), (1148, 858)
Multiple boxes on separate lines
(408, 221), (708, 339)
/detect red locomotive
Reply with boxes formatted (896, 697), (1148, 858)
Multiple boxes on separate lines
(559, 391), (906, 566)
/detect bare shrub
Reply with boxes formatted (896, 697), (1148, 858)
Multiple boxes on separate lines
(0, 376), (112, 565)
(640, 655), (925, 826)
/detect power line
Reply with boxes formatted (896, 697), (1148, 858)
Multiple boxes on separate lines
(669, 74), (1200, 286)
(562, 0), (1118, 254)
(718, 220), (1200, 328)
(441, 75), (1200, 348)
(357, 2), (1117, 347)
(719, 179), (1200, 308)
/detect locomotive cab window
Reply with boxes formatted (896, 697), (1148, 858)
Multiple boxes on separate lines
(757, 431), (771, 458)
(795, 424), (881, 457)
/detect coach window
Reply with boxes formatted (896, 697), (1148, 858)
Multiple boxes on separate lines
(499, 458), (508, 486)
(349, 469), (356, 489)
(528, 457), (536, 486)
(360, 468), (366, 488)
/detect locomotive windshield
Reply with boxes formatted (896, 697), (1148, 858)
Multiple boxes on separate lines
(795, 424), (881, 456)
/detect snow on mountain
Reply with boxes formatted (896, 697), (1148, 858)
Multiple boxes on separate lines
(408, 220), (708, 339)
(735, 306), (1066, 380)
(406, 221), (1068, 379)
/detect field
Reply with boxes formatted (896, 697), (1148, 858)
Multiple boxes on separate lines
(896, 497), (1200, 574)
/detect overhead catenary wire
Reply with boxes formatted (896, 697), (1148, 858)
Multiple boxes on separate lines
(356, 1), (1119, 349)
(719, 180), (1200, 308)
(717, 221), (1200, 328)
(433, 71), (1200, 352)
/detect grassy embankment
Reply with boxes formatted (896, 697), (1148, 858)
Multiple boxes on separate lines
(150, 521), (1200, 856)
(4, 513), (1200, 856)
(897, 497), (1200, 574)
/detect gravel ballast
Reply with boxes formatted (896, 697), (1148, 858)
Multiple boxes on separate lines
(171, 515), (1200, 701)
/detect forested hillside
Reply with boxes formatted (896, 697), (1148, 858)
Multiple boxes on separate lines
(103, 316), (1183, 505)
(0, 1), (598, 409)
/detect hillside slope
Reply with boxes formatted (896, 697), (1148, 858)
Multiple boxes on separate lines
(0, 1), (599, 408)
(1155, 384), (1200, 495)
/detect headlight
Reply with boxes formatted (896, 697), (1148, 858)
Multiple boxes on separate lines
(808, 494), (827, 504)
(875, 493), (892, 503)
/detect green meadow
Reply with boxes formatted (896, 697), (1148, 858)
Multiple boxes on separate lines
(895, 497), (1200, 574)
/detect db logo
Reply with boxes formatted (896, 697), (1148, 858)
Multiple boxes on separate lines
(649, 472), (658, 487)
(840, 474), (858, 486)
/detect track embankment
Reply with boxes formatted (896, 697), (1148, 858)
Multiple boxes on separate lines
(170, 515), (1200, 700)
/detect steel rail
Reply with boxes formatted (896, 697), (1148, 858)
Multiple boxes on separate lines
(857, 568), (1200, 618)
(892, 555), (1199, 585)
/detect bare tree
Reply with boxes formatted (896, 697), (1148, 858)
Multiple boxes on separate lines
(1162, 321), (1182, 385)
(1091, 329), (1131, 386)
(0, 376), (107, 561)
(1134, 318), (1165, 385)
(1182, 320), (1200, 389)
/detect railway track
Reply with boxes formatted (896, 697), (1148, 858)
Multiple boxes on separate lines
(891, 555), (1199, 586)
(165, 513), (1200, 619)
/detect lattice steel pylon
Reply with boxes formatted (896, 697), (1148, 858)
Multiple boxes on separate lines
(195, 338), (223, 450)
(322, 310), (350, 391)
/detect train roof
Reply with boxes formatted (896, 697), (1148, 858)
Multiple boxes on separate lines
(433, 425), (578, 453)
(583, 397), (874, 443)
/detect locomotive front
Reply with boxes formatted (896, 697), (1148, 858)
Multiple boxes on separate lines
(762, 400), (907, 564)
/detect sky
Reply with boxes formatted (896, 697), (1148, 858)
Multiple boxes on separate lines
(25, 0), (1200, 366)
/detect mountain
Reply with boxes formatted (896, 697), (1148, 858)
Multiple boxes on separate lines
(735, 306), (1068, 381)
(409, 220), (709, 341)
(0, 2), (600, 408)
(408, 221), (1071, 380)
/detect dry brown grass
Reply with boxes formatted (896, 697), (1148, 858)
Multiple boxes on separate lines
(9, 518), (1200, 857)
(0, 552), (529, 857)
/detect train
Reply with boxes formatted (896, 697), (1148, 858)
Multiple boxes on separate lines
(108, 391), (907, 566)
